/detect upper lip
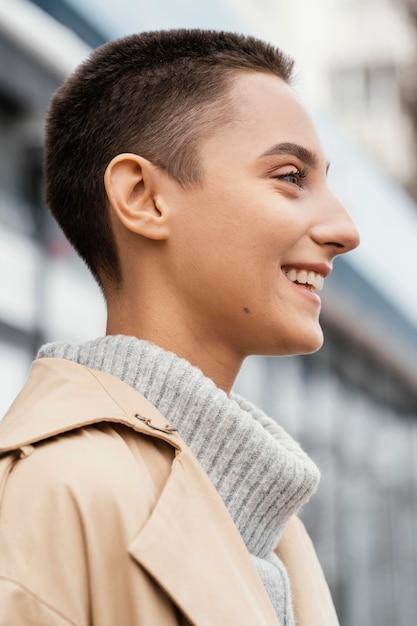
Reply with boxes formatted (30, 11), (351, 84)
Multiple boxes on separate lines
(281, 262), (332, 278)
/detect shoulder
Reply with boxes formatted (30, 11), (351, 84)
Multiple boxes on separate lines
(2, 422), (174, 519)
(0, 422), (177, 582)
(0, 422), (176, 620)
(0, 357), (179, 507)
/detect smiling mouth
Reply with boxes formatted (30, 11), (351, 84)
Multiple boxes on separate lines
(283, 267), (324, 292)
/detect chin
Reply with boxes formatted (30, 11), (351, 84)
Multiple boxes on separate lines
(297, 326), (324, 355)
(278, 325), (324, 357)
(246, 319), (324, 357)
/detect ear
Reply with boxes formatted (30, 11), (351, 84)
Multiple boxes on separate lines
(104, 153), (170, 240)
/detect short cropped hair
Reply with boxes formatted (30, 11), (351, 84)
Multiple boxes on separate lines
(44, 29), (294, 289)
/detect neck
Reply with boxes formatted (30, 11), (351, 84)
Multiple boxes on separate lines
(106, 300), (243, 393)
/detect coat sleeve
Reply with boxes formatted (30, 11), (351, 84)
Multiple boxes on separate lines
(0, 451), (73, 624)
(0, 445), (90, 626)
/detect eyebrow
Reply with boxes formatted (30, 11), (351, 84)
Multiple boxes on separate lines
(259, 141), (329, 172)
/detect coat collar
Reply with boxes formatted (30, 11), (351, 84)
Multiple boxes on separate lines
(0, 357), (281, 625)
(0, 358), (181, 452)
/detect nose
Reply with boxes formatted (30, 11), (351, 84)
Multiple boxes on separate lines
(311, 190), (360, 256)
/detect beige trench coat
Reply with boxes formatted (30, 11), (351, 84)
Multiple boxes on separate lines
(0, 358), (339, 625)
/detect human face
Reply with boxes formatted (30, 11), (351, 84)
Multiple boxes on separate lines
(163, 72), (359, 364)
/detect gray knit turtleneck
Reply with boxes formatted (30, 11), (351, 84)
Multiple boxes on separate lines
(38, 335), (320, 626)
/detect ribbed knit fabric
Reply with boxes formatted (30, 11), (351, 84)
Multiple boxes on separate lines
(38, 335), (320, 626)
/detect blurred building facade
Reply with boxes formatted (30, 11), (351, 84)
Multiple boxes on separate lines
(402, 0), (417, 198)
(1, 1), (417, 625)
(260, 0), (417, 203)
(0, 0), (105, 413)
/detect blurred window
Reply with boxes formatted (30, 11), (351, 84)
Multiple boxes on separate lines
(0, 341), (31, 418)
(332, 64), (399, 114)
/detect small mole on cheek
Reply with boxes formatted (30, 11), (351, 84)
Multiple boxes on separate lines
(243, 307), (250, 314)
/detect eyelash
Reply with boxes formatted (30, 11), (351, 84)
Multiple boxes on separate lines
(275, 167), (308, 188)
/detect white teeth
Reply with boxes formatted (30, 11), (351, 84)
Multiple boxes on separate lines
(287, 268), (297, 282)
(298, 269), (307, 285)
(284, 268), (324, 291)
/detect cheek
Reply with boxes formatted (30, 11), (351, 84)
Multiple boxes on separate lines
(246, 215), (304, 268)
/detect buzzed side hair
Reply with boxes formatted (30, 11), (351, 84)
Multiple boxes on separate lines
(44, 29), (294, 290)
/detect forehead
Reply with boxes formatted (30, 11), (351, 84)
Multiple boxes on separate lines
(199, 71), (327, 171)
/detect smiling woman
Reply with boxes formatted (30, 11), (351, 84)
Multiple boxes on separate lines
(0, 29), (358, 626)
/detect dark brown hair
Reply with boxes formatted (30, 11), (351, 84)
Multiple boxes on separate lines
(44, 29), (294, 290)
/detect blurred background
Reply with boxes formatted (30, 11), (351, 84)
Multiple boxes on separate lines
(1, 0), (416, 623)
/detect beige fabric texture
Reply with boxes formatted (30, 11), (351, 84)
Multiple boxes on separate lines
(0, 358), (338, 625)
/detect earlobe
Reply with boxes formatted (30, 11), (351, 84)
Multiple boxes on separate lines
(104, 153), (170, 240)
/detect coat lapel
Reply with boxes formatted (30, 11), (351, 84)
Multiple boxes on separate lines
(128, 442), (280, 625)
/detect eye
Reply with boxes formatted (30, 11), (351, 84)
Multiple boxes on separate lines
(275, 167), (308, 188)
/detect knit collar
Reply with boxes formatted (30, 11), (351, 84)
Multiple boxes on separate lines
(38, 335), (319, 558)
